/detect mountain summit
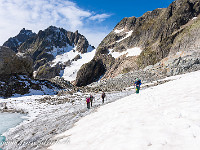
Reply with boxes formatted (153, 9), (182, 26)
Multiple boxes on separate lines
(3, 26), (95, 81)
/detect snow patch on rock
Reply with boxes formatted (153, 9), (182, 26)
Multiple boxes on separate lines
(114, 28), (124, 34)
(116, 30), (133, 43)
(109, 47), (142, 58)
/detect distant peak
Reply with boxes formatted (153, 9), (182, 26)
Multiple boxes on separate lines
(75, 30), (79, 34)
(19, 28), (34, 35)
(48, 25), (57, 29)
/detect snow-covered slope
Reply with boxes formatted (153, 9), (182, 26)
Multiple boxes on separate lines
(51, 46), (96, 81)
(50, 70), (200, 150)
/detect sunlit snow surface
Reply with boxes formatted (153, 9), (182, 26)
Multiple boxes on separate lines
(62, 49), (96, 81)
(116, 30), (133, 43)
(109, 47), (142, 58)
(114, 28), (124, 34)
(50, 70), (200, 150)
(48, 45), (95, 81)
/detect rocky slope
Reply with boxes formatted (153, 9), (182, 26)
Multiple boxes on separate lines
(75, 0), (200, 86)
(0, 46), (33, 76)
(0, 46), (72, 98)
(3, 28), (36, 52)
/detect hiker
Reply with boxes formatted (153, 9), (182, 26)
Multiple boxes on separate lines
(101, 92), (106, 103)
(86, 97), (91, 109)
(90, 94), (94, 107)
(134, 78), (142, 94)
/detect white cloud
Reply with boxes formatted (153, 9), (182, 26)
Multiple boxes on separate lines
(89, 14), (111, 22)
(0, 0), (111, 47)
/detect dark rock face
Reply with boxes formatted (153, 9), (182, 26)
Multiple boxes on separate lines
(0, 46), (33, 76)
(75, 59), (106, 86)
(3, 28), (36, 52)
(75, 53), (115, 86)
(18, 26), (90, 57)
(75, 0), (200, 86)
(0, 74), (62, 98)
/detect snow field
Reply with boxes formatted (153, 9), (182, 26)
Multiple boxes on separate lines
(49, 70), (200, 150)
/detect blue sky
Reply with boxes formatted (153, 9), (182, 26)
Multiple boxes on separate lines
(72, 0), (175, 28)
(0, 0), (174, 47)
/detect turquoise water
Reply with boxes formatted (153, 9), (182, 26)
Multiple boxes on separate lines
(0, 112), (24, 148)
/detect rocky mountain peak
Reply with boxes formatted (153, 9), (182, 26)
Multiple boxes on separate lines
(19, 28), (33, 35)
(4, 26), (95, 80)
(3, 28), (36, 52)
(18, 26), (91, 54)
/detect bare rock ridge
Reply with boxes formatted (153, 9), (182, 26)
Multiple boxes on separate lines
(75, 0), (200, 86)
(3, 28), (36, 52)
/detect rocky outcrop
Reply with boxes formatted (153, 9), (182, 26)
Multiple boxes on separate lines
(50, 76), (73, 89)
(34, 63), (61, 80)
(0, 46), (33, 76)
(3, 28), (36, 52)
(75, 59), (106, 86)
(75, 0), (200, 86)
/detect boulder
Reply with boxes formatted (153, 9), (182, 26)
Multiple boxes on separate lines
(72, 54), (81, 61)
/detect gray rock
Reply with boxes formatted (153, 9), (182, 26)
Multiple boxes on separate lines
(72, 54), (81, 61)
(0, 46), (33, 76)
(35, 63), (61, 80)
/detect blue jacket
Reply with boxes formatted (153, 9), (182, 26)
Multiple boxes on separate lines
(135, 80), (141, 87)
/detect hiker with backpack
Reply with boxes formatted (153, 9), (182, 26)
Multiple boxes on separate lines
(90, 94), (94, 107)
(134, 78), (142, 94)
(86, 97), (91, 109)
(101, 92), (106, 104)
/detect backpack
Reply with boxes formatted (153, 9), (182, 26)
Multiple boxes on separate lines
(86, 97), (90, 103)
(102, 93), (105, 98)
